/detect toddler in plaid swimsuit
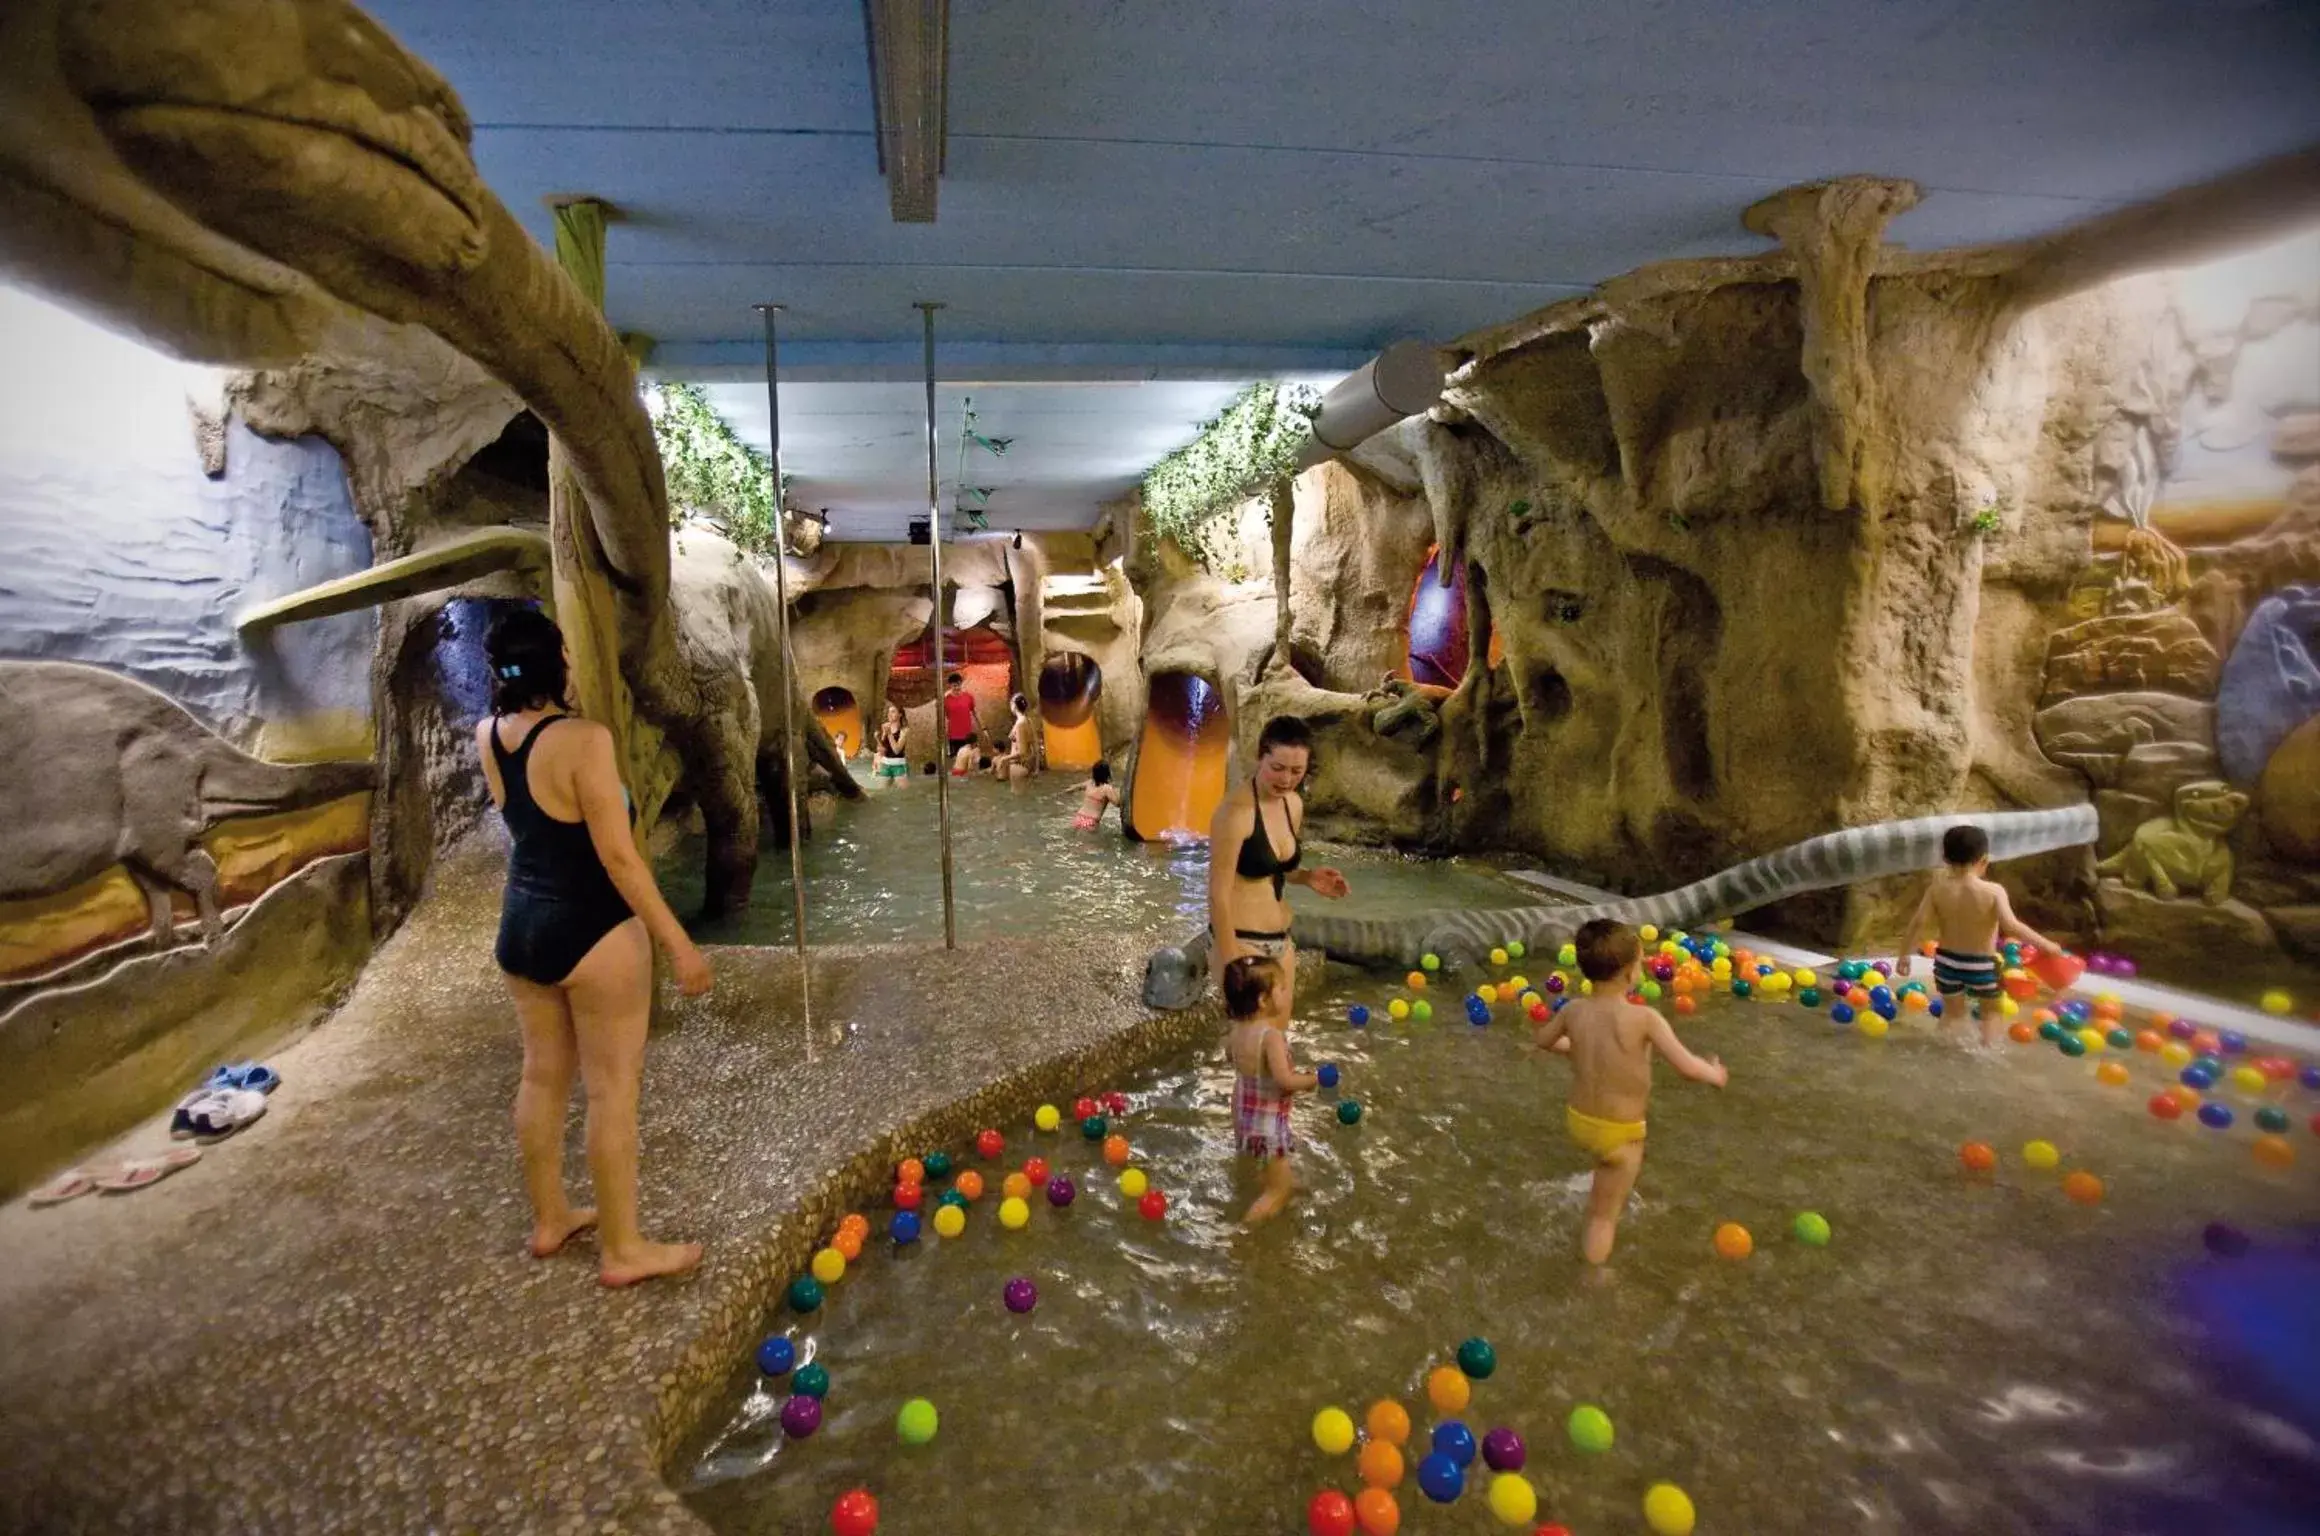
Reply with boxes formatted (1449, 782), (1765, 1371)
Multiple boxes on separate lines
(1221, 954), (1316, 1226)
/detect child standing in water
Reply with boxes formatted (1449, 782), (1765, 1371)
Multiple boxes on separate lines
(1531, 918), (1728, 1265)
(872, 703), (910, 786)
(1895, 823), (2065, 1048)
(1222, 954), (1316, 1226)
(1070, 762), (1121, 830)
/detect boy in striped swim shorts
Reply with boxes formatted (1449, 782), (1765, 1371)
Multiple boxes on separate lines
(1896, 824), (2065, 1049)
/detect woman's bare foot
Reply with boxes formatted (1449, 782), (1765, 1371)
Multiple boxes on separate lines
(599, 1239), (704, 1288)
(529, 1207), (597, 1258)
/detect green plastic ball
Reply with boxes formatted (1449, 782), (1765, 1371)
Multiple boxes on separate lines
(1792, 1211), (1832, 1247)
(924, 1151), (952, 1179)
(2255, 1105), (2290, 1134)
(1506, 941), (1526, 960)
(1797, 986), (1822, 1007)
(1412, 1000), (1433, 1022)
(2057, 1034), (2087, 1058)
(1420, 952), (1441, 972)
(1081, 1114), (1108, 1140)
(896, 1396), (939, 1445)
(2105, 1029), (2134, 1052)
(937, 1188), (969, 1209)
(1731, 978), (1753, 999)
(1558, 944), (1578, 967)
(786, 1276), (823, 1313)
(792, 1362), (829, 1398)
(1336, 1098), (1363, 1125)
(1457, 1336), (1497, 1379)
(2038, 1019), (2064, 1041)
(1567, 1403), (1614, 1453)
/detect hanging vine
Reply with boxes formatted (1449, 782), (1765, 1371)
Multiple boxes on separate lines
(649, 381), (786, 559)
(1141, 382), (1323, 568)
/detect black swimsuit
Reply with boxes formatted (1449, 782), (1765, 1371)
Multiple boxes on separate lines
(491, 716), (634, 985)
(1223, 781), (1302, 946)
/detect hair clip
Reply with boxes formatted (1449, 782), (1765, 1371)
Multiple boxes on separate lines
(496, 663), (523, 679)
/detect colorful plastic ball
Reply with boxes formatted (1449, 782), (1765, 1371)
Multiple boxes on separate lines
(2095, 1061), (2130, 1087)
(832, 1231), (863, 1264)
(1713, 1222), (1753, 1259)
(2062, 1171), (2104, 1205)
(2302, 1065), (2320, 1091)
(1002, 1276), (1037, 1313)
(1480, 1426), (1525, 1472)
(1138, 1189), (1169, 1221)
(1033, 1104), (1060, 1132)
(1317, 1063), (1341, 1090)
(1731, 978), (1753, 999)
(1313, 1406), (1358, 1456)
(1793, 1211), (1832, 1246)
(2037, 1018), (2063, 1041)
(893, 1181), (923, 1211)
(975, 1129), (1004, 1160)
(1674, 996), (1697, 1016)
(1079, 1114), (1106, 1141)
(897, 1157), (925, 1186)
(1365, 1400), (1412, 1446)
(1960, 1141), (1997, 1173)
(1859, 1013), (1890, 1039)
(1388, 999), (1411, 1021)
(787, 1275), (824, 1313)
(890, 1210), (921, 1244)
(793, 1361), (830, 1398)
(2220, 1030), (2249, 1055)
(1045, 1174), (1076, 1208)
(1484, 1472), (1537, 1526)
(1416, 1453), (1464, 1504)
(1117, 1167), (1149, 1199)
(1567, 1403), (1614, 1453)
(2261, 989), (2294, 1016)
(1337, 1098), (1364, 1125)
(2161, 1041), (2193, 1067)
(2134, 1030), (2163, 1053)
(2198, 1102), (2235, 1130)
(1412, 1000), (1433, 1022)
(1927, 999), (1944, 1018)
(1406, 971), (1428, 991)
(2203, 1222), (2252, 1257)
(1466, 1001), (1492, 1026)
(2022, 1140), (2060, 1170)
(932, 1203), (966, 1238)
(2181, 1065), (2216, 1090)
(1104, 1090), (1129, 1116)
(1830, 1002), (1856, 1025)
(1072, 1096), (1098, 1122)
(1426, 1366), (1470, 1415)
(1357, 1439), (1404, 1489)
(1643, 1482), (1697, 1536)
(1798, 987), (1822, 1007)
(1353, 1487), (1401, 1535)
(830, 1487), (878, 1536)
(2254, 1134), (2296, 1169)
(1478, 984), (1499, 1004)
(2105, 1028), (2134, 1051)
(1639, 981), (1663, 1002)
(811, 1247), (847, 1286)
(924, 1151), (952, 1180)
(2231, 1065), (2268, 1094)
(1507, 941), (1527, 960)
(997, 1196), (1030, 1230)
(1457, 1336), (1497, 1379)
(1421, 952), (1442, 972)
(1432, 1420), (1478, 1467)
(2008, 1021), (2037, 1044)
(1558, 943), (1578, 967)
(756, 1335), (796, 1376)
(1023, 1155), (1051, 1185)
(1307, 1490), (1356, 1536)
(2255, 1105), (2290, 1133)
(897, 1396), (939, 1445)
(1544, 973), (1566, 994)
(936, 1186), (966, 1207)
(2168, 1017), (2198, 1039)
(779, 1393), (822, 1439)
(1349, 1005), (1371, 1027)
(2148, 1092), (2184, 1121)
(1001, 1172), (1031, 1201)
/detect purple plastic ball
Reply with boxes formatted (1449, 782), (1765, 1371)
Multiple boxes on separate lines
(1045, 1174), (1076, 1207)
(780, 1393), (823, 1439)
(2169, 1017), (2198, 1040)
(2202, 1222), (2251, 1258)
(1544, 974), (1565, 994)
(2113, 956), (2137, 977)
(2301, 1064), (2320, 1092)
(1481, 1426), (1526, 1472)
(1003, 1276), (1038, 1313)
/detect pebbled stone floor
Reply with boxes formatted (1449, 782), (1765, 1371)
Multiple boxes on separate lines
(0, 843), (1210, 1534)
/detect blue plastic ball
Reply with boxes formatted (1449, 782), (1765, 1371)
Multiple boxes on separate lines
(892, 1210), (922, 1244)
(2182, 1065), (2216, 1090)
(1317, 1063), (1340, 1089)
(1869, 985), (1894, 1011)
(2301, 1064), (2320, 1092)
(756, 1335), (796, 1376)
(1348, 1004), (1371, 1028)
(1433, 1420), (1478, 1467)
(2198, 1102), (2236, 1130)
(1831, 1002), (1856, 1025)
(1928, 999), (1944, 1017)
(2220, 1031), (2248, 1055)
(1416, 1451), (1465, 1504)
(1467, 1003), (1491, 1026)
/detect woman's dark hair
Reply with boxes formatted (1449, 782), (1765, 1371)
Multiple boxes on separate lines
(1222, 954), (1283, 1019)
(1010, 692), (1028, 713)
(1257, 715), (1314, 759)
(485, 606), (570, 715)
(1091, 761), (1112, 786)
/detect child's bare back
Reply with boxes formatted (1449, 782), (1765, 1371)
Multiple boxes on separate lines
(1554, 992), (1662, 1127)
(1923, 869), (2004, 955)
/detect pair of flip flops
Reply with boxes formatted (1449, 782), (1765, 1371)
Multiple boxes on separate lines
(28, 1146), (203, 1206)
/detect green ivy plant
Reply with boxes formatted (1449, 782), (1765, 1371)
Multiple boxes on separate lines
(1141, 382), (1323, 567)
(1969, 505), (2004, 537)
(650, 381), (786, 559)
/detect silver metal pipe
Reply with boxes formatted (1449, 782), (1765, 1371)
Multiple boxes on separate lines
(916, 301), (957, 948)
(1293, 338), (1445, 469)
(755, 304), (815, 1029)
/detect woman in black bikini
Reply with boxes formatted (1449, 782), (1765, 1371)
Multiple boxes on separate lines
(1206, 715), (1350, 1002)
(477, 609), (710, 1288)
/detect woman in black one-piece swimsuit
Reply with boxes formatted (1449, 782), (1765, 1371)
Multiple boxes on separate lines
(478, 609), (711, 1289)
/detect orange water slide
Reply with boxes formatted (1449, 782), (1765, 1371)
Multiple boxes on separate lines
(1129, 672), (1231, 840)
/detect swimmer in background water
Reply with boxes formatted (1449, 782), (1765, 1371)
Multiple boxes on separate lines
(1530, 918), (1727, 1266)
(1070, 761), (1121, 830)
(1894, 823), (2064, 1049)
(872, 703), (909, 786)
(989, 692), (1036, 781)
(1221, 954), (1316, 1226)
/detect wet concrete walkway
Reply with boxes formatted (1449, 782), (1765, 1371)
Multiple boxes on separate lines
(0, 843), (1203, 1534)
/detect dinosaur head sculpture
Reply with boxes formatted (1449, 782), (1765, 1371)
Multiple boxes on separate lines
(2172, 779), (2249, 839)
(61, 0), (487, 280)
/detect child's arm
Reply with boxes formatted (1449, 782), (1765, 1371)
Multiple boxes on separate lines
(1264, 1029), (1319, 1093)
(1530, 1007), (1572, 1056)
(1991, 884), (2061, 955)
(1645, 1011), (1728, 1087)
(1892, 885), (1935, 977)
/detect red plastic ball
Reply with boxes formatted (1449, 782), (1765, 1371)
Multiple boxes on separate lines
(892, 1181), (922, 1211)
(1527, 1002), (1549, 1022)
(1072, 1096), (1099, 1121)
(2148, 1093), (2183, 1121)
(1308, 1489), (1357, 1536)
(1023, 1156), (1050, 1186)
(1138, 1188), (1169, 1221)
(975, 1128), (1004, 1160)
(1103, 1091), (1130, 1115)
(1959, 1141), (1997, 1174)
(830, 1487), (879, 1536)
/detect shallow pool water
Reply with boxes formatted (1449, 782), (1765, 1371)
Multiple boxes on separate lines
(658, 774), (1542, 950)
(681, 973), (2320, 1535)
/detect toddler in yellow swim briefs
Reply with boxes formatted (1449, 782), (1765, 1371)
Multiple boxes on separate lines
(1530, 918), (1729, 1264)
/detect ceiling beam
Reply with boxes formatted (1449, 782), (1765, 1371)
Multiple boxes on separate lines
(862, 0), (948, 223)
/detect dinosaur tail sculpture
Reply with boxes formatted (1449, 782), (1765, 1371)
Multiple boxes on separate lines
(1142, 804), (2097, 1009)
(200, 753), (378, 820)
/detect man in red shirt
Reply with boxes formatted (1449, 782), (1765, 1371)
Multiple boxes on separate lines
(941, 673), (979, 770)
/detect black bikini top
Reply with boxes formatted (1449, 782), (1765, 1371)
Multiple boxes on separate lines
(1235, 781), (1301, 897)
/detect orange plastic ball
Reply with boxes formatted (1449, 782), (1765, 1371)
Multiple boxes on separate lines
(1102, 1134), (1130, 1167)
(832, 1228), (864, 1261)
(2095, 1061), (2130, 1087)
(1002, 1172), (1031, 1201)
(1364, 1400), (1411, 1447)
(897, 1157), (925, 1186)
(1674, 995), (1697, 1016)
(2133, 1030), (2163, 1053)
(1353, 1487), (1401, 1536)
(838, 1212), (869, 1238)
(2062, 1171), (2104, 1205)
(1960, 1141), (1998, 1174)
(1357, 1438), (1405, 1489)
(1903, 991), (1930, 1013)
(2254, 1134), (2296, 1170)
(1713, 1222), (1754, 1260)
(1425, 1365), (1470, 1415)
(954, 1170), (984, 1201)
(1406, 971), (1427, 990)
(2008, 1021), (2037, 1044)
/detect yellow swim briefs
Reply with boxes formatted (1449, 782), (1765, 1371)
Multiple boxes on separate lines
(1566, 1105), (1646, 1160)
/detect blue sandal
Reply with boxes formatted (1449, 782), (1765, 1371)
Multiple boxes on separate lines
(205, 1062), (282, 1095)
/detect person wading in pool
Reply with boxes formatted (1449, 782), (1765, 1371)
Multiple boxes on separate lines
(872, 702), (910, 787)
(1206, 715), (1349, 1002)
(477, 609), (710, 1288)
(941, 671), (979, 776)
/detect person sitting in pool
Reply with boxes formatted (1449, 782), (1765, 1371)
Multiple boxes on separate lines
(951, 727), (984, 778)
(1894, 823), (2064, 1049)
(990, 692), (1037, 781)
(1531, 918), (1727, 1266)
(872, 703), (910, 786)
(1070, 761), (1121, 830)
(1206, 715), (1349, 1003)
(1222, 953), (1316, 1225)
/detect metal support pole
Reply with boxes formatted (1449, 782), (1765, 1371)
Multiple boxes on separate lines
(755, 305), (815, 1031)
(916, 301), (958, 948)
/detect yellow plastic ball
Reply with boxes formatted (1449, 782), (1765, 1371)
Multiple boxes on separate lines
(1425, 1365), (1469, 1415)
(1579, 978), (1595, 996)
(1793, 968), (1817, 988)
(2160, 1041), (2192, 1067)
(1477, 984), (1498, 1005)
(2260, 988), (2293, 1016)
(1489, 947), (1509, 967)
(2022, 1139), (2061, 1171)
(998, 1196), (1030, 1230)
(811, 1246), (846, 1285)
(1857, 1013), (1889, 1038)
(1507, 975), (1528, 993)
(1644, 1481), (1697, 1536)
(1997, 995), (2019, 1018)
(1639, 924), (1659, 943)
(1388, 998), (1411, 1021)
(1711, 957), (1732, 975)
(1764, 972), (1792, 994)
(2231, 1065), (2268, 1094)
(1487, 1472), (1538, 1526)
(931, 1202), (966, 1238)
(1519, 992), (1542, 1011)
(1558, 943), (1578, 967)
(1312, 1406), (1356, 1456)
(2077, 1027), (2104, 1052)
(1034, 1104), (1061, 1133)
(1117, 1167), (1149, 1199)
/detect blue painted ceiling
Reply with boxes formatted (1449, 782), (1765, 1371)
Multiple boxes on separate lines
(365, 0), (2320, 537)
